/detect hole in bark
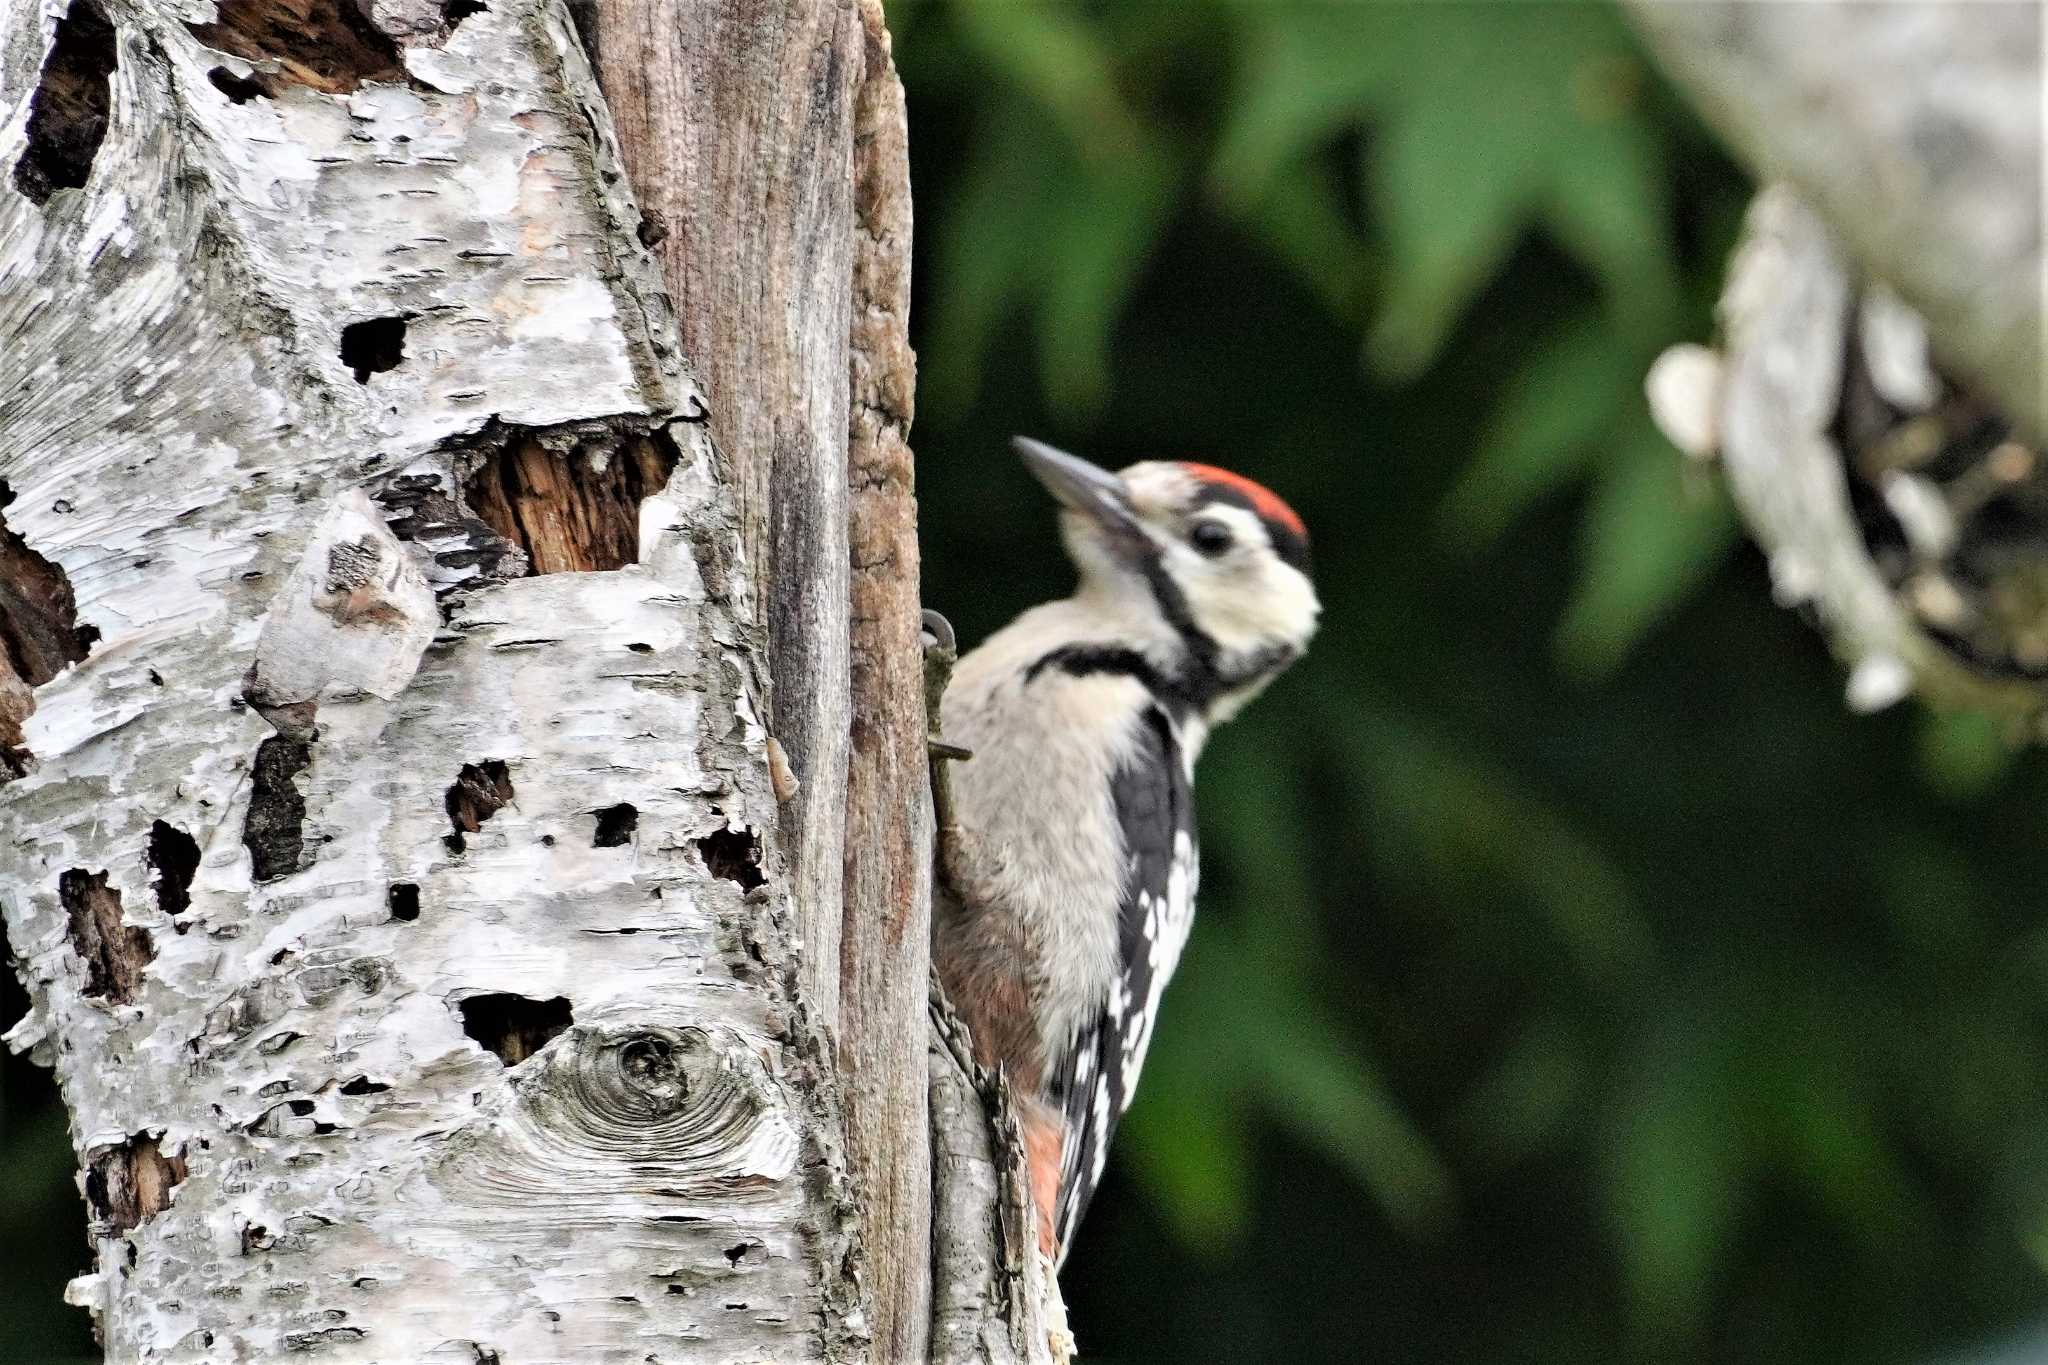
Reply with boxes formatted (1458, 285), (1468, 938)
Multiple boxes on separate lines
(593, 803), (637, 848)
(665, 1283), (686, 1295)
(626, 642), (653, 653)
(187, 0), (404, 96)
(10, 0), (117, 206)
(457, 993), (572, 1065)
(340, 315), (410, 383)
(0, 479), (96, 780)
(723, 1242), (752, 1266)
(146, 820), (200, 928)
(85, 1133), (187, 1236)
(464, 429), (677, 573)
(695, 825), (765, 891)
(443, 760), (512, 853)
(443, 0), (487, 26)
(244, 735), (312, 881)
(338, 1075), (388, 1095)
(206, 65), (268, 102)
(60, 868), (153, 1003)
(147, 668), (163, 685)
(388, 883), (419, 921)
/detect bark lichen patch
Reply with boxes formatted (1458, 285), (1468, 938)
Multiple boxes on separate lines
(0, 480), (97, 779)
(464, 426), (678, 574)
(186, 0), (405, 96)
(593, 802), (637, 848)
(457, 993), (573, 1065)
(444, 759), (513, 853)
(340, 315), (411, 384)
(695, 825), (766, 892)
(244, 735), (313, 882)
(85, 1133), (188, 1238)
(59, 868), (154, 1004)
(10, 0), (117, 207)
(146, 821), (201, 928)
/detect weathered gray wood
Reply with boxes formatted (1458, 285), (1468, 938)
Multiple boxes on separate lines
(0, 1), (862, 1358)
(588, 0), (857, 1043)
(929, 982), (1072, 1365)
(1623, 0), (2044, 437)
(841, 2), (937, 1360)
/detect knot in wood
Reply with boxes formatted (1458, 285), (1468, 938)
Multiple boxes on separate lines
(619, 1032), (689, 1108)
(570, 1026), (718, 1131)
(427, 1025), (797, 1215)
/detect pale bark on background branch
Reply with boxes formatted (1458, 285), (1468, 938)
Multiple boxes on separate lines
(1623, 0), (2044, 436)
(1624, 2), (2048, 725)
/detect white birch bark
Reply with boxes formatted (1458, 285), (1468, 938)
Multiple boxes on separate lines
(0, 1), (864, 1359)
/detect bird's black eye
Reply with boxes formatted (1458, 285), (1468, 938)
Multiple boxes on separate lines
(1189, 519), (1234, 557)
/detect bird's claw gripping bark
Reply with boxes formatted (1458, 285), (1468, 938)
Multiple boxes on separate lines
(922, 609), (999, 907)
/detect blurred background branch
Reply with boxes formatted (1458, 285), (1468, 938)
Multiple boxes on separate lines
(1621, 1), (2043, 437)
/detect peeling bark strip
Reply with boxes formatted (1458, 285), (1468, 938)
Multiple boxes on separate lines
(85, 1134), (187, 1237)
(59, 869), (152, 1004)
(11, 0), (116, 205)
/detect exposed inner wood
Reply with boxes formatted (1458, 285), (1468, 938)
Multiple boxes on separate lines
(464, 432), (675, 574)
(443, 758), (513, 853)
(11, 0), (117, 206)
(186, 0), (404, 95)
(85, 1134), (188, 1237)
(0, 481), (96, 778)
(59, 868), (153, 1005)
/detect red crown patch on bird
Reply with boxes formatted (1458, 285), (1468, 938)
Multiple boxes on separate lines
(1178, 462), (1311, 573)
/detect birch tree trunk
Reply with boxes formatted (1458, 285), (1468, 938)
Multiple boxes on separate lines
(2, 0), (1071, 1358)
(0, 0), (874, 1358)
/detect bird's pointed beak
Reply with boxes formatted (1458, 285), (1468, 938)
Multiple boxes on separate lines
(1013, 437), (1144, 548)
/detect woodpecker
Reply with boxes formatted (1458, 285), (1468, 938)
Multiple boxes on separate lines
(933, 436), (1318, 1264)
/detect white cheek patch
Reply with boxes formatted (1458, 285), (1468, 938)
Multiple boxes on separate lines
(1171, 506), (1318, 656)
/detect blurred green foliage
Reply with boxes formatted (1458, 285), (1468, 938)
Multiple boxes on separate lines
(5, 3), (2047, 1362)
(895, 2), (2048, 1361)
